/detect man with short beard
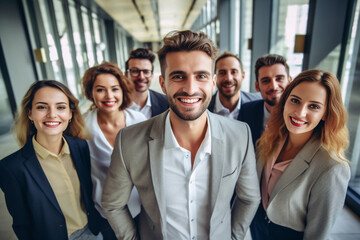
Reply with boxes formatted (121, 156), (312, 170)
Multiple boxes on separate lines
(126, 48), (168, 119)
(102, 30), (260, 240)
(208, 51), (261, 120)
(240, 54), (292, 146)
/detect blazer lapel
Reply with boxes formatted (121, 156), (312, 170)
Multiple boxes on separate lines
(268, 136), (321, 204)
(208, 112), (225, 214)
(148, 111), (168, 233)
(22, 140), (63, 214)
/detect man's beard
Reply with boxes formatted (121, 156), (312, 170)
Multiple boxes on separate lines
(167, 92), (209, 121)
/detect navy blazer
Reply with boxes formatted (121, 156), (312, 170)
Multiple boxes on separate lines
(0, 135), (103, 240)
(149, 90), (169, 117)
(239, 99), (265, 146)
(208, 91), (261, 120)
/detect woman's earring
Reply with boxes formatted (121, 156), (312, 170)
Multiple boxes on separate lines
(69, 119), (71, 123)
(31, 120), (34, 124)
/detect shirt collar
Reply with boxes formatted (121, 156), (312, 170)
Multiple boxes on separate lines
(164, 112), (211, 156)
(145, 90), (152, 107)
(131, 90), (152, 109)
(32, 135), (70, 159)
(213, 91), (241, 113)
(263, 103), (270, 129)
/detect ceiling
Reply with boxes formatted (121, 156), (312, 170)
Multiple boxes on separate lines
(95, 0), (207, 42)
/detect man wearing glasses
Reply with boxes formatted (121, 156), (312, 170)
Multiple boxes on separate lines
(126, 48), (169, 119)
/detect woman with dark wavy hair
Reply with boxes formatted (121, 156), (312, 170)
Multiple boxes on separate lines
(250, 70), (350, 240)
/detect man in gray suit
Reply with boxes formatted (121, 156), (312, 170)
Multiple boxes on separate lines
(102, 30), (260, 240)
(208, 51), (261, 120)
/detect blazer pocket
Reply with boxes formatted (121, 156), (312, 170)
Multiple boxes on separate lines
(222, 167), (237, 178)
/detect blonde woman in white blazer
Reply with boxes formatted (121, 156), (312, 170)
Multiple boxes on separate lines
(250, 69), (350, 240)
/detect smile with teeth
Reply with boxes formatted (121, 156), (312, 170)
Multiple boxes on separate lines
(290, 117), (307, 126)
(43, 122), (61, 126)
(103, 101), (116, 106)
(179, 98), (200, 104)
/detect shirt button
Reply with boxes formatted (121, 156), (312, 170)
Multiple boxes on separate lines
(191, 219), (194, 222)
(59, 225), (63, 227)
(192, 236), (196, 239)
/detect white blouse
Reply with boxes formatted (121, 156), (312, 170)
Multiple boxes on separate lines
(84, 108), (147, 218)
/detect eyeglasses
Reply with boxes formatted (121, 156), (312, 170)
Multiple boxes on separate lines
(128, 68), (152, 77)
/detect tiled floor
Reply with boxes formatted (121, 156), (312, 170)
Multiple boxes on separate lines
(0, 131), (360, 240)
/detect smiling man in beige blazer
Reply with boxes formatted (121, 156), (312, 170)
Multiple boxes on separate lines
(102, 30), (260, 240)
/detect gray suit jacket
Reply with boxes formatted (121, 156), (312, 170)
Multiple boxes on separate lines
(102, 110), (261, 240)
(256, 135), (350, 240)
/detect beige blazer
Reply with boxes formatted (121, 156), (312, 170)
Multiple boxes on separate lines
(257, 135), (350, 240)
(102, 110), (261, 240)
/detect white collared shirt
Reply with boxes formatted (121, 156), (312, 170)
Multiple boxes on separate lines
(213, 92), (241, 120)
(263, 104), (270, 129)
(129, 90), (152, 119)
(84, 108), (146, 218)
(163, 113), (211, 240)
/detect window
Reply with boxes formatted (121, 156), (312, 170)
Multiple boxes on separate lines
(69, 0), (88, 78)
(81, 6), (95, 67)
(92, 13), (106, 64)
(53, 0), (78, 97)
(0, 70), (13, 135)
(341, 0), (360, 205)
(270, 0), (309, 78)
(39, 0), (64, 82)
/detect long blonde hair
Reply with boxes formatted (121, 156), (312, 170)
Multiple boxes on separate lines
(13, 80), (88, 146)
(257, 70), (349, 164)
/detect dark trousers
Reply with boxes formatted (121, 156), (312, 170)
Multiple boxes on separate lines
(100, 217), (116, 240)
(250, 203), (304, 240)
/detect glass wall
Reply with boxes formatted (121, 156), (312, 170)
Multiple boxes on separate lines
(69, 0), (88, 79)
(270, 0), (309, 78)
(22, 0), (133, 102)
(53, 0), (78, 97)
(240, 0), (253, 92)
(341, 0), (360, 203)
(81, 6), (95, 68)
(191, 0), (218, 45)
(92, 13), (105, 64)
(39, 0), (65, 83)
(0, 70), (13, 135)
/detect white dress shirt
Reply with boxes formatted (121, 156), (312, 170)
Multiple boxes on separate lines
(129, 90), (152, 119)
(84, 108), (146, 217)
(263, 104), (270, 129)
(163, 113), (211, 240)
(213, 92), (241, 120)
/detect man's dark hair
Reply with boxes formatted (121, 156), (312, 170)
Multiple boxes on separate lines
(215, 51), (244, 72)
(255, 54), (289, 81)
(157, 30), (218, 76)
(125, 48), (155, 71)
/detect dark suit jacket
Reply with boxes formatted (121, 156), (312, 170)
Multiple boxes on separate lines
(208, 91), (261, 120)
(0, 135), (103, 240)
(239, 99), (265, 146)
(149, 90), (169, 117)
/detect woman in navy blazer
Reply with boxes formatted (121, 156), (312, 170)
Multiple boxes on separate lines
(250, 70), (350, 240)
(0, 80), (105, 240)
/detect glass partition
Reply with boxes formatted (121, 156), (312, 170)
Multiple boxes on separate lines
(270, 0), (309, 78)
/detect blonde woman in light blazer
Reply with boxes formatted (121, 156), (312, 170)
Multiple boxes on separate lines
(250, 69), (350, 240)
